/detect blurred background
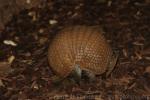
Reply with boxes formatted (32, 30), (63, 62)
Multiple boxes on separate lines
(0, 0), (150, 99)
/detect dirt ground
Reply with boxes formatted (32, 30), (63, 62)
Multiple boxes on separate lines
(0, 0), (150, 99)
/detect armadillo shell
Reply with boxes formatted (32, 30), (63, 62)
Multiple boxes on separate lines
(48, 25), (113, 78)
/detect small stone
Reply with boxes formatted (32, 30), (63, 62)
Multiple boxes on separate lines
(39, 28), (44, 34)
(26, 0), (31, 4)
(49, 20), (58, 25)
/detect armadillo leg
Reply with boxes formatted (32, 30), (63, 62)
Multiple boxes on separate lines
(82, 70), (96, 82)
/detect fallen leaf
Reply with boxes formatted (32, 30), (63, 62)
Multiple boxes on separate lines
(8, 55), (15, 64)
(0, 62), (12, 77)
(0, 80), (4, 86)
(145, 66), (150, 73)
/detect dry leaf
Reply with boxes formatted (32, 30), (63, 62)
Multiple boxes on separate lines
(0, 62), (11, 77)
(145, 66), (150, 73)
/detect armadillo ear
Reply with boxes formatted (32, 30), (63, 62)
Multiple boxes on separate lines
(106, 51), (119, 77)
